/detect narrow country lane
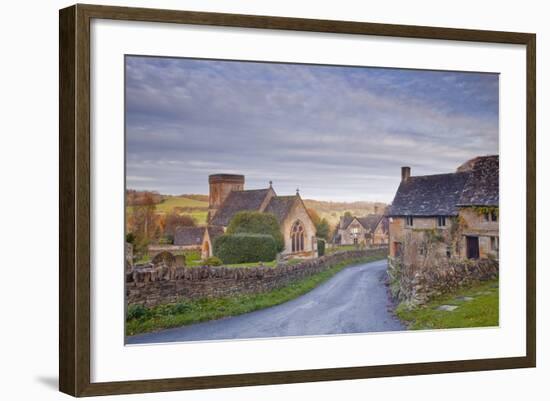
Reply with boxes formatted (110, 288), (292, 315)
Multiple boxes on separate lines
(126, 258), (405, 344)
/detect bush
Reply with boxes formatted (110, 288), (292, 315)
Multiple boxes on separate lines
(317, 239), (326, 256)
(127, 304), (151, 321)
(213, 233), (278, 264)
(203, 256), (223, 266)
(158, 235), (174, 245)
(226, 211), (284, 252)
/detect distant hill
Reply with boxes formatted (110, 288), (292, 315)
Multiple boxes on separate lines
(303, 199), (388, 228)
(126, 190), (386, 228)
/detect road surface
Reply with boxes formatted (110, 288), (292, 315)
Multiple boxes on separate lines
(126, 258), (405, 344)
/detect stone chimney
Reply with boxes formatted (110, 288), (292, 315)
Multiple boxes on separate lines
(374, 205), (379, 215)
(401, 166), (411, 182)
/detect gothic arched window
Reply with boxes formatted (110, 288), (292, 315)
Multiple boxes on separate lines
(291, 220), (305, 252)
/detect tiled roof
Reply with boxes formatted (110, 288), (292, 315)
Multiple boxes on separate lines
(174, 226), (205, 246)
(457, 155), (499, 206)
(210, 188), (271, 226)
(264, 196), (297, 224)
(357, 214), (385, 232)
(340, 215), (354, 230)
(388, 172), (470, 216)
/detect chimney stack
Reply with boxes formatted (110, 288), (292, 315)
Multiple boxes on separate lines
(401, 166), (411, 182)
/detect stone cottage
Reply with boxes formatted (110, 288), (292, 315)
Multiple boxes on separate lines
(387, 155), (499, 267)
(334, 213), (389, 246)
(202, 174), (318, 259)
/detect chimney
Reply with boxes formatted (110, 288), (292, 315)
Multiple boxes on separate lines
(401, 166), (411, 182)
(374, 205), (379, 215)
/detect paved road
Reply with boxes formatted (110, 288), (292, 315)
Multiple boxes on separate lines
(126, 258), (405, 344)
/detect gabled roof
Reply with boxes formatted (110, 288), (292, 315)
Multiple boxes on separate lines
(356, 214), (385, 232)
(264, 195), (297, 224)
(174, 226), (206, 246)
(457, 155), (499, 206)
(388, 172), (470, 216)
(210, 188), (271, 226)
(340, 215), (355, 230)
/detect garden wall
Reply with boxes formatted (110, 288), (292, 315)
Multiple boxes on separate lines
(387, 256), (498, 306)
(126, 248), (387, 308)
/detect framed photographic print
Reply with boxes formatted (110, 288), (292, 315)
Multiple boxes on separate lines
(59, 4), (536, 397)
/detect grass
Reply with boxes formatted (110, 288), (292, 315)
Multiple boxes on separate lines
(126, 252), (387, 336)
(326, 244), (360, 254)
(395, 279), (499, 330)
(127, 196), (209, 224)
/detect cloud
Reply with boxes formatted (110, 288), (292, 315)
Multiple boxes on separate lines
(125, 56), (499, 202)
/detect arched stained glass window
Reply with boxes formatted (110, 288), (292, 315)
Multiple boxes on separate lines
(291, 220), (305, 252)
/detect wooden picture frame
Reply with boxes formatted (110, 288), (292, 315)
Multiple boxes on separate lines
(59, 3), (536, 397)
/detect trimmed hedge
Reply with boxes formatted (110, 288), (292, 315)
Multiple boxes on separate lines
(317, 239), (325, 256)
(213, 233), (278, 264)
(226, 211), (284, 252)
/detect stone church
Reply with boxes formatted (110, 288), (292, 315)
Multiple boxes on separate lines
(194, 174), (318, 260)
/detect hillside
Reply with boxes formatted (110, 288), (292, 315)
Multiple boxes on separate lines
(126, 191), (387, 228)
(303, 199), (388, 227)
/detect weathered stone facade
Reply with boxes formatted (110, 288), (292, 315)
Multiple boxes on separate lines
(126, 248), (387, 308)
(336, 214), (389, 246)
(387, 256), (498, 306)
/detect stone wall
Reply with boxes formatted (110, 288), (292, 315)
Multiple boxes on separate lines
(387, 256), (498, 307)
(126, 248), (387, 308)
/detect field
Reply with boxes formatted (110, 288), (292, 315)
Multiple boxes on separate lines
(127, 191), (386, 229)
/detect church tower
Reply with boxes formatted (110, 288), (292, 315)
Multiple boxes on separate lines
(208, 174), (245, 221)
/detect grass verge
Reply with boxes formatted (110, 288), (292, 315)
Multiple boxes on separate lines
(126, 252), (386, 336)
(395, 279), (499, 330)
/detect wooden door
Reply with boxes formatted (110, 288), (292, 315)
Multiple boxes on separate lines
(466, 236), (479, 259)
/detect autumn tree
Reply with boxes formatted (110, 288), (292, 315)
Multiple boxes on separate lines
(163, 212), (196, 237)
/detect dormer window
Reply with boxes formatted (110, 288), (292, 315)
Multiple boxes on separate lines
(405, 216), (413, 227)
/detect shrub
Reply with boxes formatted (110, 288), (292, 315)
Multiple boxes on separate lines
(203, 256), (223, 266)
(158, 235), (174, 245)
(317, 239), (326, 256)
(213, 233), (277, 264)
(226, 211), (284, 252)
(127, 304), (150, 321)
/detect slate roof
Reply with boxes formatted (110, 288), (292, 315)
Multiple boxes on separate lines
(457, 155), (499, 206)
(174, 226), (206, 246)
(388, 155), (499, 216)
(388, 172), (470, 216)
(210, 188), (271, 226)
(339, 215), (354, 230)
(357, 214), (386, 233)
(264, 196), (297, 224)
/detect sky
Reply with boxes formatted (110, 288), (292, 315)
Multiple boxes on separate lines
(125, 56), (499, 202)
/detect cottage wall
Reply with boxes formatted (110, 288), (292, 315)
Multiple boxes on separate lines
(280, 199), (317, 258)
(457, 207), (499, 259)
(339, 220), (368, 245)
(372, 223), (389, 245)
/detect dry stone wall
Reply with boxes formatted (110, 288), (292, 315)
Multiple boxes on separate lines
(127, 248), (387, 308)
(387, 256), (498, 306)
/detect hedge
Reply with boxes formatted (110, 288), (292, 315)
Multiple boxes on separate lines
(226, 211), (284, 252)
(213, 233), (278, 264)
(317, 239), (325, 256)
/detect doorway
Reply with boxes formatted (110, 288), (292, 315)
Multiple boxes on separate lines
(466, 236), (480, 259)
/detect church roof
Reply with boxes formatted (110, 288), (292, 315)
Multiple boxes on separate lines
(174, 226), (205, 246)
(264, 195), (297, 224)
(206, 225), (225, 242)
(210, 188), (271, 226)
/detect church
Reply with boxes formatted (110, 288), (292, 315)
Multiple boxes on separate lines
(189, 174), (317, 260)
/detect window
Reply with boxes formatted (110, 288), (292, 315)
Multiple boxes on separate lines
(405, 216), (413, 227)
(484, 211), (498, 222)
(351, 227), (359, 234)
(291, 220), (305, 252)
(491, 236), (499, 251)
(437, 216), (446, 227)
(353, 237), (358, 245)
